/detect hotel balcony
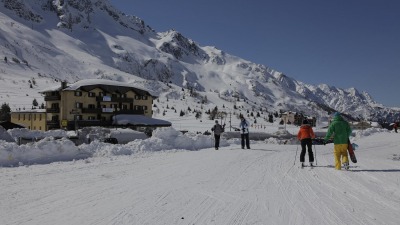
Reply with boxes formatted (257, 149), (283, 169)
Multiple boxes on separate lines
(46, 107), (60, 113)
(95, 96), (133, 103)
(46, 120), (60, 126)
(44, 95), (61, 101)
(81, 108), (144, 115)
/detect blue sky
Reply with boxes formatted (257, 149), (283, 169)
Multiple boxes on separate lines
(110, 0), (400, 107)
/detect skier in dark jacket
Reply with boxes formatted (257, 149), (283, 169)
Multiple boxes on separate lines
(211, 120), (225, 150)
(297, 119), (316, 167)
(324, 112), (352, 170)
(239, 114), (250, 149)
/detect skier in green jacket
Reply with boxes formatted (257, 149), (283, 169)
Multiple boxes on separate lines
(324, 112), (352, 170)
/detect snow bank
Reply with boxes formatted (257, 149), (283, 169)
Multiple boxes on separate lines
(353, 127), (390, 140)
(109, 129), (148, 144)
(0, 126), (14, 142)
(0, 127), (221, 167)
(124, 127), (225, 152)
(0, 137), (87, 167)
(1, 126), (392, 167)
(7, 128), (68, 139)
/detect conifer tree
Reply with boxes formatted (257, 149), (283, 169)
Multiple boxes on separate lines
(32, 98), (38, 107)
(0, 103), (11, 121)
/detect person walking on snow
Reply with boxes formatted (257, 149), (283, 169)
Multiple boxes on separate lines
(297, 119), (316, 167)
(211, 120), (225, 150)
(239, 114), (250, 149)
(324, 112), (352, 170)
(393, 122), (398, 133)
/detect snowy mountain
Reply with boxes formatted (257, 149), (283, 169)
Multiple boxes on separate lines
(0, 0), (398, 122)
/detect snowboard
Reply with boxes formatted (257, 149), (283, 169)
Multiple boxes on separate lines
(347, 139), (357, 163)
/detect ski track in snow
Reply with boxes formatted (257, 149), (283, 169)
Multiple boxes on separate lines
(2, 139), (400, 225)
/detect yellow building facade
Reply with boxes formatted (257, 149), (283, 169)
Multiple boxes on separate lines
(10, 110), (47, 131)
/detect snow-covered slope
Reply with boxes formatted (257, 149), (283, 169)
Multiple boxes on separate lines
(1, 127), (400, 225)
(0, 0), (398, 121)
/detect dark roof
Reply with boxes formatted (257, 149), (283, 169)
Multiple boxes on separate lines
(74, 84), (150, 96)
(113, 115), (171, 127)
(0, 121), (25, 130)
(40, 79), (157, 98)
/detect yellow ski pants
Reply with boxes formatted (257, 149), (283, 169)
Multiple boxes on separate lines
(334, 144), (349, 170)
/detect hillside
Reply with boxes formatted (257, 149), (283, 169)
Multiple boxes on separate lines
(0, 0), (399, 122)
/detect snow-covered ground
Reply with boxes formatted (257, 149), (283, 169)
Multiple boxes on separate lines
(1, 125), (400, 225)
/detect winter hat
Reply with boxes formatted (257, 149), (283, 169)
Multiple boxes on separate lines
(215, 120), (219, 123)
(302, 119), (309, 125)
(239, 114), (244, 119)
(333, 112), (341, 117)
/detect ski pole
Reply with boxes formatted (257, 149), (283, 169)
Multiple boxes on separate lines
(294, 142), (299, 165)
(211, 131), (214, 148)
(314, 143), (317, 165)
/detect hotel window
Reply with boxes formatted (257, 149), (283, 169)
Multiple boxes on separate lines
(51, 103), (59, 109)
(76, 102), (83, 109)
(88, 92), (95, 97)
(74, 91), (82, 96)
(88, 116), (96, 120)
(134, 105), (144, 110)
(135, 95), (148, 100)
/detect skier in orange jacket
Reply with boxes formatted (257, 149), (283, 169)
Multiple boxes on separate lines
(297, 119), (316, 167)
